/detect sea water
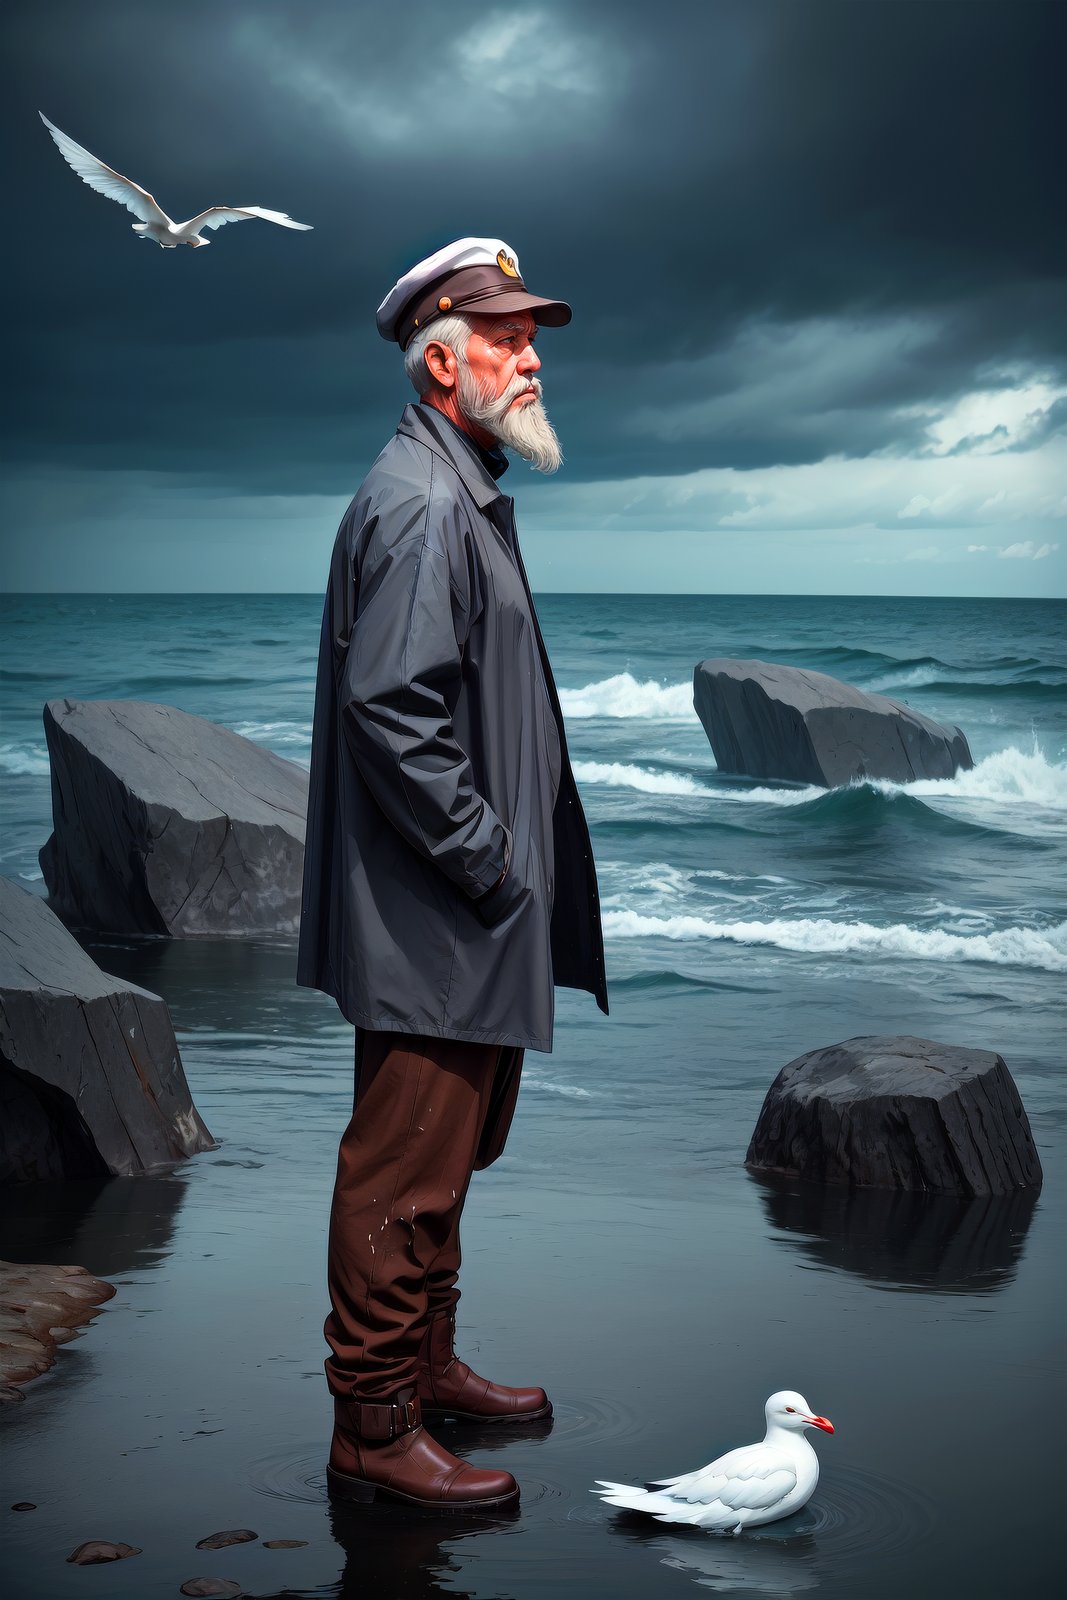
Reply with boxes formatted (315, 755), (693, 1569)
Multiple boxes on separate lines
(0, 591), (1063, 1598)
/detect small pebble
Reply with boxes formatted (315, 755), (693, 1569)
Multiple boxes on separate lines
(194, 1528), (258, 1550)
(11, 1502), (37, 1511)
(263, 1538), (308, 1548)
(180, 1581), (244, 1598)
(67, 1540), (142, 1564)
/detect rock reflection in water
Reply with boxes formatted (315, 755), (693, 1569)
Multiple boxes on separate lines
(750, 1171), (1037, 1293)
(0, 1171), (189, 1278)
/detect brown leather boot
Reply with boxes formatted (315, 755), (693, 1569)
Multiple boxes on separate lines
(326, 1385), (520, 1510)
(416, 1308), (552, 1424)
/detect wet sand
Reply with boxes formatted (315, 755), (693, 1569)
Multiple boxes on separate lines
(1, 931), (1061, 1599)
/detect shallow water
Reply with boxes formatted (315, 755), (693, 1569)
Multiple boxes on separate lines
(1, 593), (1064, 1596)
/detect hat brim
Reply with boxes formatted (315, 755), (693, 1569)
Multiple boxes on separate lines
(457, 289), (572, 328)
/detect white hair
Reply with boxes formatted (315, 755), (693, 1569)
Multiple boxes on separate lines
(403, 313), (474, 394)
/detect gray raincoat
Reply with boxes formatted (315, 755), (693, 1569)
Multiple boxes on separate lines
(296, 401), (609, 1053)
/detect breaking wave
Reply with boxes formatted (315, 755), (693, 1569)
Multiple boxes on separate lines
(571, 761), (709, 796)
(558, 673), (695, 719)
(600, 911), (1067, 972)
(0, 742), (50, 776)
(574, 747), (1065, 816)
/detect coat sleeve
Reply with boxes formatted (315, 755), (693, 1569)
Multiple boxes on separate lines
(339, 498), (528, 929)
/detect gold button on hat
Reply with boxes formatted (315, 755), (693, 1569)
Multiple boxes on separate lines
(375, 236), (572, 350)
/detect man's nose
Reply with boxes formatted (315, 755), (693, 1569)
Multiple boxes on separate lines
(518, 342), (541, 374)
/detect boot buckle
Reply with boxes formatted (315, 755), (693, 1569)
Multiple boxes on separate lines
(339, 1392), (422, 1441)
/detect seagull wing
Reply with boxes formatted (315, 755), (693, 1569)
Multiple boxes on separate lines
(619, 1443), (798, 1531)
(39, 112), (170, 225)
(178, 205), (313, 234)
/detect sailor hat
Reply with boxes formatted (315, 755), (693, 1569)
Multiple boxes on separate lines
(376, 236), (571, 350)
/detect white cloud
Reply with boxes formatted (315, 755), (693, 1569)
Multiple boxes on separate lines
(902, 375), (1067, 457)
(997, 540), (1059, 561)
(528, 431), (1067, 535)
(897, 488), (960, 520)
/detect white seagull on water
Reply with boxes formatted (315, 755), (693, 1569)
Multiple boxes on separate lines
(38, 111), (312, 248)
(593, 1391), (834, 1535)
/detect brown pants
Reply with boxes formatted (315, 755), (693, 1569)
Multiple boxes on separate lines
(324, 1027), (524, 1401)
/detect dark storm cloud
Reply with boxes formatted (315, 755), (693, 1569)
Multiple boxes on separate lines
(2, 0), (1064, 495)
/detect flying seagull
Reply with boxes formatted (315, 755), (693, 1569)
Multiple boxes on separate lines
(592, 1391), (834, 1535)
(38, 111), (312, 248)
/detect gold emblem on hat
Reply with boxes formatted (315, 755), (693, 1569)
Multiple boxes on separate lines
(438, 295), (452, 311)
(496, 249), (519, 278)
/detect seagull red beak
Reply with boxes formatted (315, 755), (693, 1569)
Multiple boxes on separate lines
(807, 1415), (834, 1433)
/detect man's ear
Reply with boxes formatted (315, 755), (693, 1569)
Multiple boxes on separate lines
(422, 339), (458, 390)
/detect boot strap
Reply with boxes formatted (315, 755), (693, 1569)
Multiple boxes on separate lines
(341, 1393), (422, 1441)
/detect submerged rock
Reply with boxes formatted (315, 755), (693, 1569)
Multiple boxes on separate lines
(0, 877), (216, 1184)
(67, 1540), (142, 1564)
(195, 1530), (258, 1550)
(39, 698), (308, 936)
(180, 1581), (245, 1597)
(693, 657), (972, 786)
(0, 1260), (116, 1400)
(745, 1035), (1042, 1196)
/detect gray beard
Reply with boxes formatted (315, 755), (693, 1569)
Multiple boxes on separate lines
(456, 366), (564, 474)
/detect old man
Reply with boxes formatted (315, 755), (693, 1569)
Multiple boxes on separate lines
(297, 237), (608, 1510)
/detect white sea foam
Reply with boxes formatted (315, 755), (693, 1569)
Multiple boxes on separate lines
(231, 719), (311, 748)
(524, 1073), (593, 1099)
(866, 665), (948, 693)
(0, 743), (50, 776)
(574, 743), (1066, 816)
(558, 673), (695, 719)
(876, 745), (1067, 811)
(571, 761), (708, 796)
(600, 910), (1067, 972)
(706, 783), (827, 806)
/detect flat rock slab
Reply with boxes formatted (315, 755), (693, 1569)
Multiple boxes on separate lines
(195, 1530), (258, 1551)
(0, 1260), (116, 1401)
(67, 1540), (142, 1564)
(693, 657), (973, 786)
(745, 1035), (1042, 1196)
(0, 877), (216, 1183)
(39, 698), (308, 936)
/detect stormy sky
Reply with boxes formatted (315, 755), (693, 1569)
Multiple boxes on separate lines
(2, 0), (1064, 595)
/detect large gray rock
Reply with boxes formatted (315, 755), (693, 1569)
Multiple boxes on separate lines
(39, 698), (308, 935)
(0, 878), (217, 1183)
(693, 657), (972, 786)
(745, 1035), (1042, 1196)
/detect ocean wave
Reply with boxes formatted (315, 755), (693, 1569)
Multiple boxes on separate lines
(581, 746), (1065, 823)
(524, 1073), (594, 1099)
(0, 742), (51, 776)
(869, 669), (1065, 698)
(558, 673), (695, 719)
(572, 760), (709, 796)
(873, 746), (1066, 811)
(231, 719), (312, 748)
(600, 911), (1067, 972)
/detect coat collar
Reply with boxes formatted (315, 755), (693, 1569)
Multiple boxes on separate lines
(396, 402), (510, 511)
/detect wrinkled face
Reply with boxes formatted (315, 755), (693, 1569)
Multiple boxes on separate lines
(461, 311), (542, 405)
(453, 309), (563, 474)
